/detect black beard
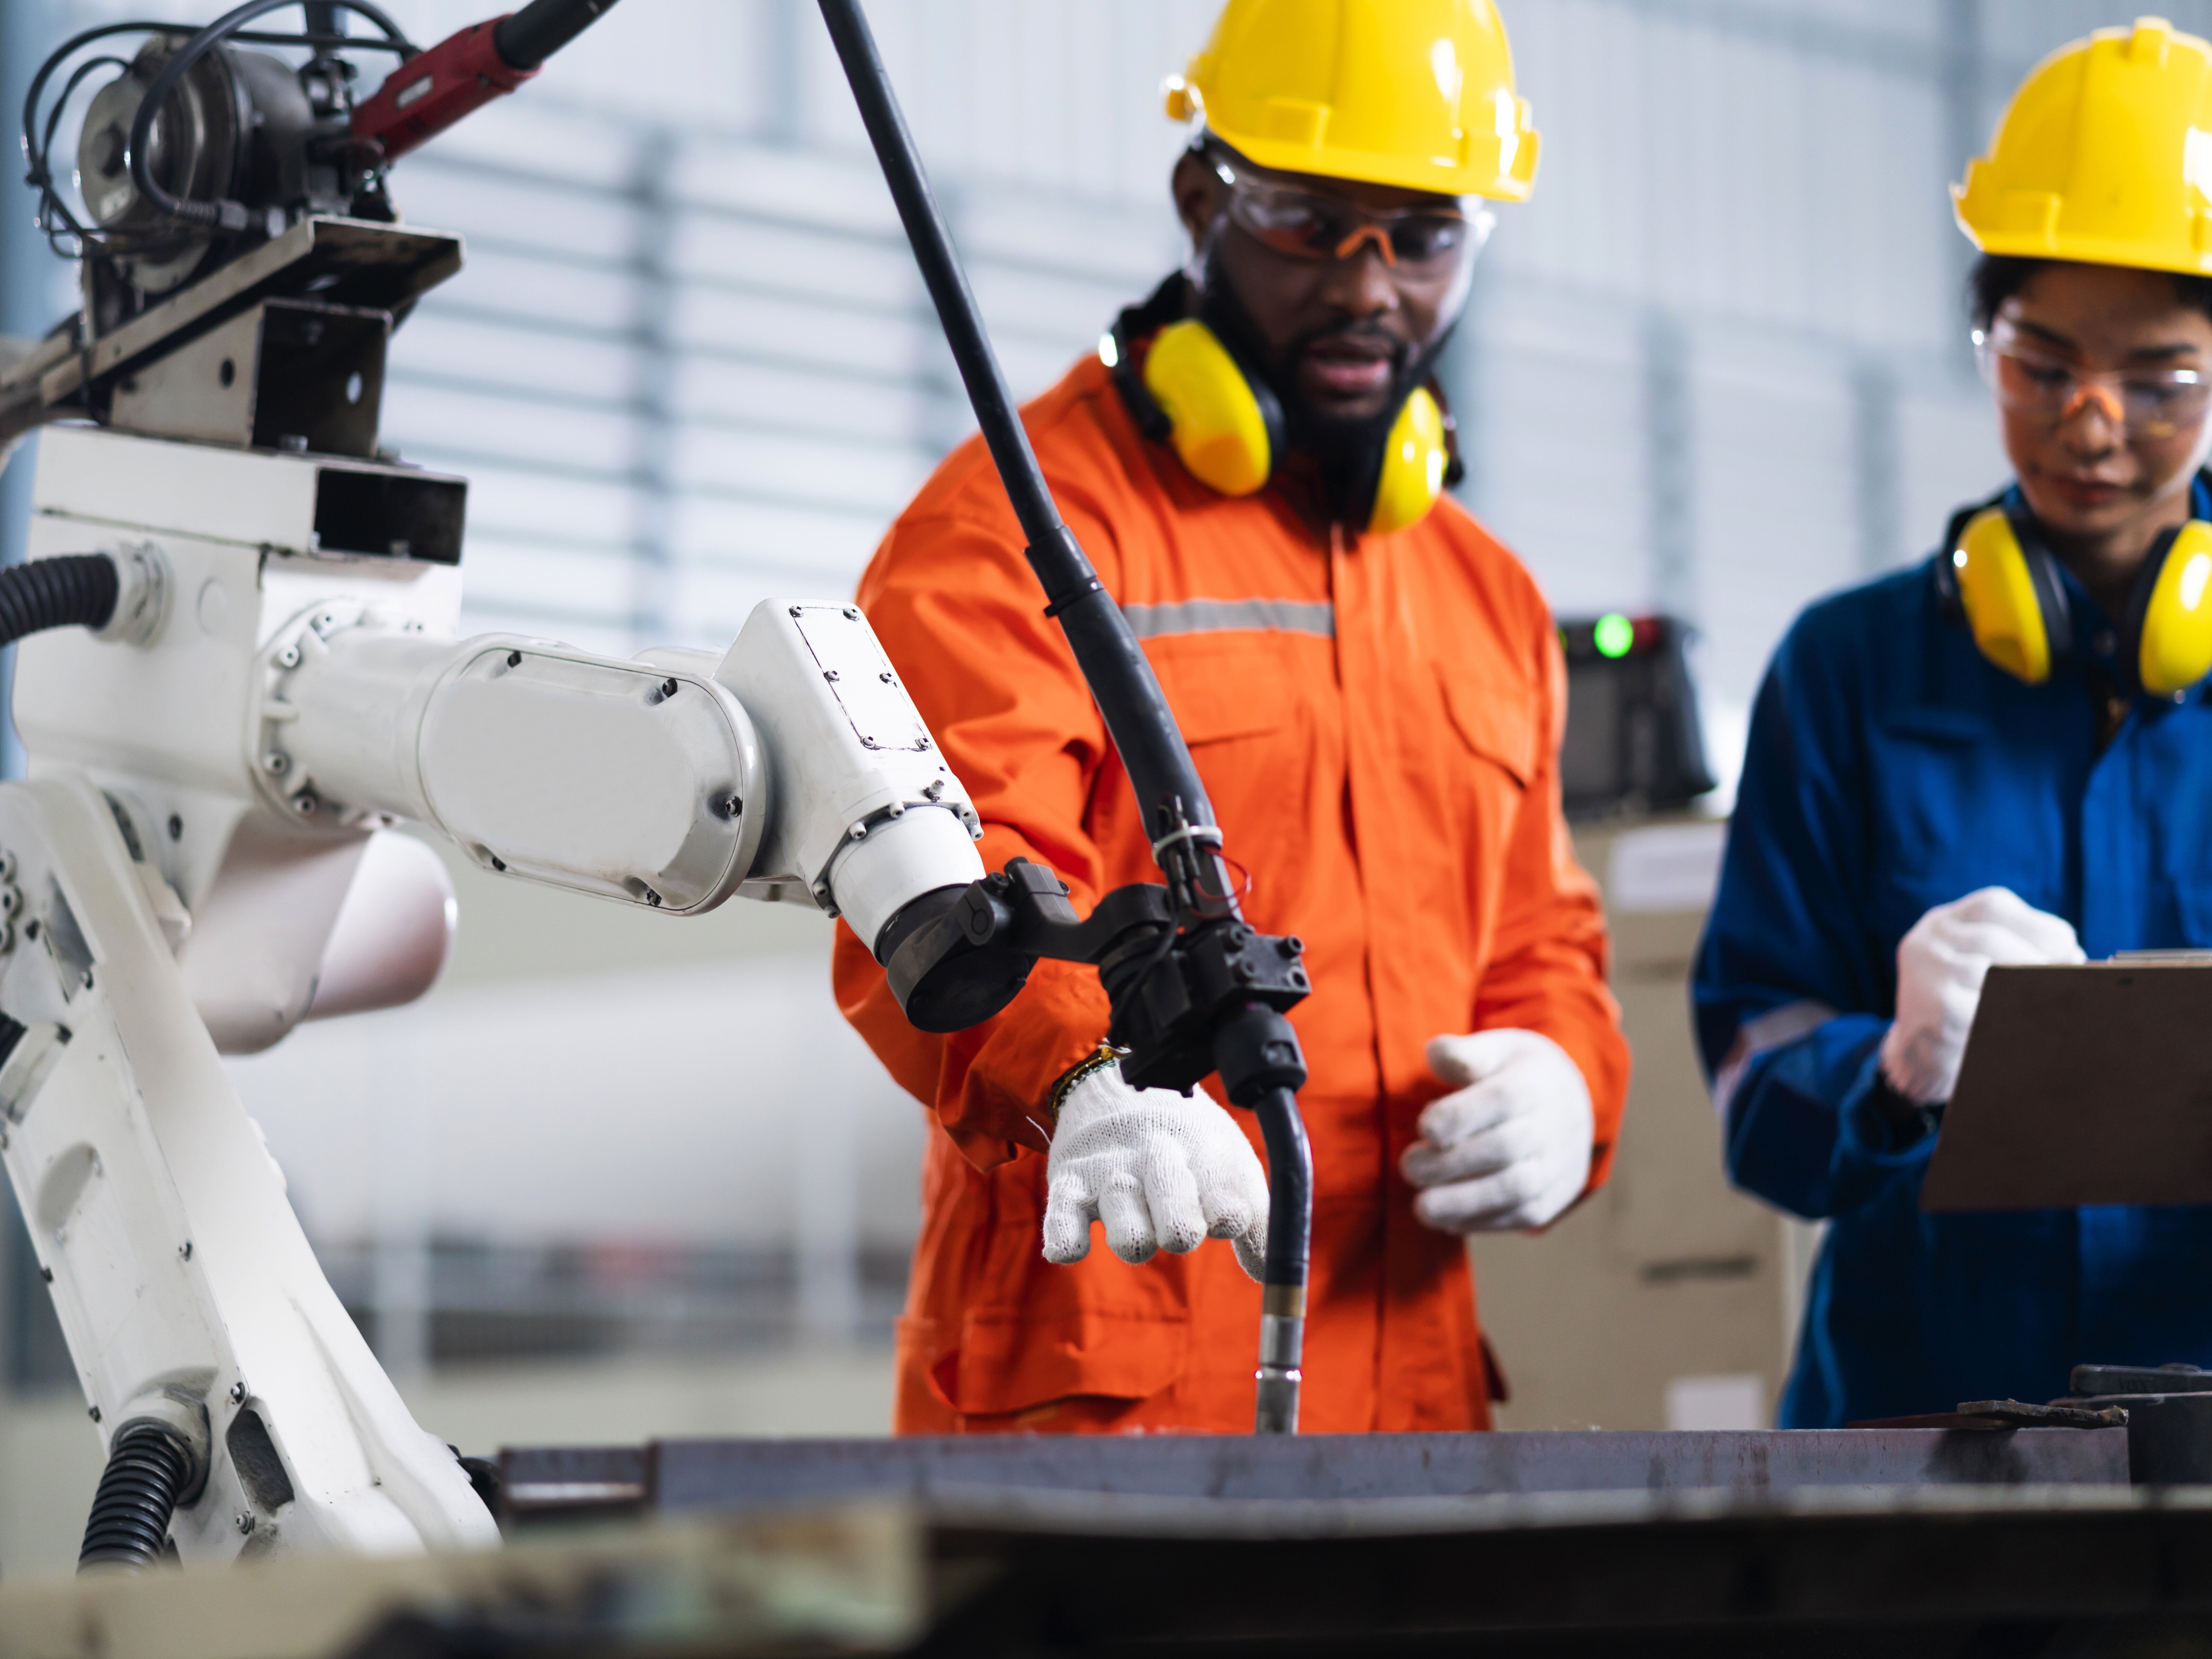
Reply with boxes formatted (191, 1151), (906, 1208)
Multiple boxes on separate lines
(1195, 242), (1451, 526)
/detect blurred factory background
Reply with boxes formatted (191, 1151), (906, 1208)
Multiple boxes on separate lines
(0, 0), (2191, 1571)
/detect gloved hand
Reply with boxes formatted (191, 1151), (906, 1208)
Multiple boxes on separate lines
(1880, 886), (2085, 1105)
(1041, 1060), (1270, 1280)
(1401, 1029), (1594, 1233)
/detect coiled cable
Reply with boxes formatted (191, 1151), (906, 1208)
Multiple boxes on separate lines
(78, 1422), (191, 1572)
(0, 555), (117, 648)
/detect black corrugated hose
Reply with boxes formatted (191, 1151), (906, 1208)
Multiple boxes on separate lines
(78, 1423), (191, 1571)
(0, 555), (115, 648)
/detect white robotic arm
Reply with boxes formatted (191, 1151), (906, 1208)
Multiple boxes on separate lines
(16, 427), (983, 1054)
(0, 425), (986, 1567)
(259, 594), (981, 941)
(0, 0), (997, 1573)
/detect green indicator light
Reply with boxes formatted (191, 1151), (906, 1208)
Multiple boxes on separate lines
(1593, 613), (1635, 659)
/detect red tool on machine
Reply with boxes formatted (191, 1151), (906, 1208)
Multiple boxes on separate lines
(350, 1), (619, 163)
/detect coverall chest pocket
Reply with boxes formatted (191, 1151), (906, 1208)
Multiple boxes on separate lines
(1435, 665), (1535, 774)
(1433, 659), (1535, 813)
(1416, 661), (1536, 935)
(1866, 717), (2063, 947)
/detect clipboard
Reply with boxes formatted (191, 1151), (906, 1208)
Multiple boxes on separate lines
(1920, 959), (2212, 1211)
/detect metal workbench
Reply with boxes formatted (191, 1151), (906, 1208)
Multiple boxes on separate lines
(8, 1429), (2202, 1657)
(465, 1426), (2212, 1656)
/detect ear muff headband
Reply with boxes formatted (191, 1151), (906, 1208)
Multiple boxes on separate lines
(1141, 318), (1282, 498)
(2133, 520), (2212, 696)
(1952, 507), (2066, 684)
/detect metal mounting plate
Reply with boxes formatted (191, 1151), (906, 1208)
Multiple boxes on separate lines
(16, 218), (461, 416)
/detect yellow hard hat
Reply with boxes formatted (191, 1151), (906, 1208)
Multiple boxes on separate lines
(1954, 16), (2212, 276)
(1163, 0), (1539, 201)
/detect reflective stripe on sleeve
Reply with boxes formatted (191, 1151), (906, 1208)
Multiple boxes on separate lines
(1121, 599), (1336, 640)
(1710, 999), (1839, 1123)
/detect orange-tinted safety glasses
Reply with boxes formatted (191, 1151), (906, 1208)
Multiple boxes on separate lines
(1976, 321), (2212, 441)
(1209, 146), (1490, 274)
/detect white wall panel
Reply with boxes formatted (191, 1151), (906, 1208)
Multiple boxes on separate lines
(421, 247), (637, 333)
(1466, 289), (1651, 619)
(460, 538), (639, 626)
(1704, 0), (1938, 37)
(673, 498), (890, 575)
(666, 286), (930, 377)
(671, 219), (918, 311)
(673, 426), (929, 515)
(672, 359), (936, 446)
(1501, 0), (1950, 350)
(1689, 339), (1861, 704)
(1986, 3), (2212, 66)
(396, 312), (637, 403)
(1894, 390), (2011, 569)
(447, 465), (635, 549)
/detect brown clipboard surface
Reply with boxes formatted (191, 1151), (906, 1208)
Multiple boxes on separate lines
(1921, 961), (2212, 1211)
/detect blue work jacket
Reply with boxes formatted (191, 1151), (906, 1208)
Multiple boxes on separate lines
(1693, 484), (2212, 1428)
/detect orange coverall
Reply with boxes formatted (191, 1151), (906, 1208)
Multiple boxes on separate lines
(833, 352), (1629, 1435)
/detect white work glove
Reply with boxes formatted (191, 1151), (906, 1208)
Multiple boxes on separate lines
(1041, 1061), (1270, 1280)
(1401, 1030), (1594, 1233)
(1879, 886), (2085, 1106)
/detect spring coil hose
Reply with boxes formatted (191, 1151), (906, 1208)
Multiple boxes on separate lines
(78, 1423), (191, 1572)
(0, 555), (116, 650)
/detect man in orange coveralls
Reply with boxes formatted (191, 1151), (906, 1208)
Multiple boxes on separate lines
(835, 0), (1629, 1435)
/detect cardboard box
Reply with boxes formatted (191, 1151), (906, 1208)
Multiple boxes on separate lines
(1465, 818), (1820, 1430)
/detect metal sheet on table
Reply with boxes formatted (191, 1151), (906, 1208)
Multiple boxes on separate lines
(501, 1429), (2130, 1517)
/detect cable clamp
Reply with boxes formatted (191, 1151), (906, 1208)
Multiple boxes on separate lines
(1041, 576), (1104, 619)
(1149, 821), (1223, 861)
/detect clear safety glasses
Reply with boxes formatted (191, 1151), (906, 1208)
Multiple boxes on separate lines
(1975, 323), (2212, 441)
(1209, 148), (1491, 276)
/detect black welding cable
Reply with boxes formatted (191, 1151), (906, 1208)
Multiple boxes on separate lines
(1251, 1084), (1313, 1433)
(494, 0), (626, 72)
(0, 555), (118, 648)
(814, 0), (1218, 865)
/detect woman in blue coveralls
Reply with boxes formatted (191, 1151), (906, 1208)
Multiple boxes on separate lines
(1694, 17), (2212, 1427)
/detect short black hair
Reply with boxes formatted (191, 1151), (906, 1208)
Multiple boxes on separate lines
(1968, 253), (2212, 331)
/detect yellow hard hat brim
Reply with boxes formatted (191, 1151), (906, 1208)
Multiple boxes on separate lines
(1953, 182), (2212, 278)
(1204, 121), (1539, 203)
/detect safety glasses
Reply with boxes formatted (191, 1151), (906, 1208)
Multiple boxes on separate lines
(1975, 323), (2212, 441)
(1210, 148), (1490, 275)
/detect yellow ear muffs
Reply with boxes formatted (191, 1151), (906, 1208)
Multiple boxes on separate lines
(1141, 319), (1278, 497)
(2129, 520), (2212, 697)
(1950, 507), (2068, 685)
(1940, 487), (2212, 696)
(1368, 384), (1451, 536)
(1110, 288), (1457, 532)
